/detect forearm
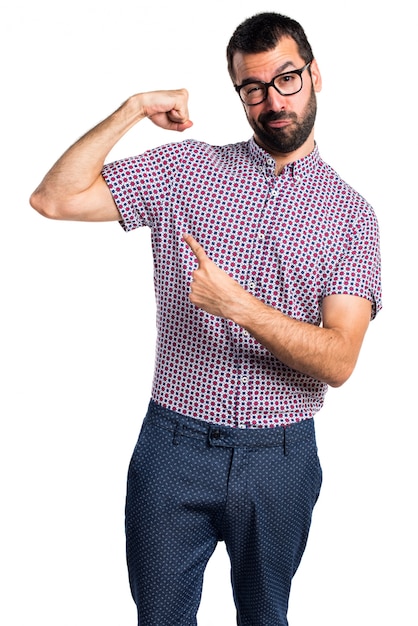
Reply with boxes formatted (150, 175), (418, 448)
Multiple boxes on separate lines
(231, 293), (350, 387)
(49, 99), (144, 191)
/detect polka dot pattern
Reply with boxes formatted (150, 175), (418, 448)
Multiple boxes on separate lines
(102, 139), (381, 427)
(125, 400), (323, 625)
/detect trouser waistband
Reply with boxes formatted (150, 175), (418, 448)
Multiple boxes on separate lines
(146, 400), (316, 449)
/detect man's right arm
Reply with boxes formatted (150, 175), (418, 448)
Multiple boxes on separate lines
(30, 89), (193, 222)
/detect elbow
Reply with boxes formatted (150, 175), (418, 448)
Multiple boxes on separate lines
(30, 189), (56, 219)
(326, 362), (356, 388)
(328, 377), (347, 389)
(30, 189), (71, 220)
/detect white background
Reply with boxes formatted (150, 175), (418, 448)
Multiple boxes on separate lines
(1, 0), (416, 624)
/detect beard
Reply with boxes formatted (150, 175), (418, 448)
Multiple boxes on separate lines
(249, 87), (317, 155)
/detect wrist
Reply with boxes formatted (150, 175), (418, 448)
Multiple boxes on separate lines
(228, 288), (263, 327)
(114, 94), (148, 130)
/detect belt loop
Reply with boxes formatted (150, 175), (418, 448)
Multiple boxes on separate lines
(283, 426), (288, 457)
(173, 422), (181, 446)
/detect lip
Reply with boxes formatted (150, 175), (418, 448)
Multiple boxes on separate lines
(267, 119), (292, 128)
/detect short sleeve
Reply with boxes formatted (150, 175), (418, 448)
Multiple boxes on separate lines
(324, 210), (382, 319)
(102, 156), (151, 232)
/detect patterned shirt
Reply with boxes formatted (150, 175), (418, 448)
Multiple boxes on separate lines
(102, 138), (382, 428)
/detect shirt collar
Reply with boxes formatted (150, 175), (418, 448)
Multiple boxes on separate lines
(248, 137), (321, 181)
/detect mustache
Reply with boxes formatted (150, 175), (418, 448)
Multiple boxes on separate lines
(258, 111), (297, 124)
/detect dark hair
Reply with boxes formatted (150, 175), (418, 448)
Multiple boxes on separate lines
(226, 12), (314, 81)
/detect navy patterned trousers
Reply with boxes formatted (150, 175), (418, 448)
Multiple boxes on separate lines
(125, 400), (322, 625)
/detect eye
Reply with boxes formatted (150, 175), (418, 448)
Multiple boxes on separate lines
(243, 83), (264, 96)
(277, 73), (297, 86)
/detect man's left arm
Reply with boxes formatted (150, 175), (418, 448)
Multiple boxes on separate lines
(184, 233), (371, 388)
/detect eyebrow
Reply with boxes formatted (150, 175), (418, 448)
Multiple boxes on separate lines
(240, 60), (297, 84)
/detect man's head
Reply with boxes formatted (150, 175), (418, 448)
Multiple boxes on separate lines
(227, 13), (322, 158)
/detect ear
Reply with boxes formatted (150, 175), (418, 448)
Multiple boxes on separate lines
(310, 58), (322, 93)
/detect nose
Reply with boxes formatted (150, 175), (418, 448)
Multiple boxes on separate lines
(264, 84), (287, 109)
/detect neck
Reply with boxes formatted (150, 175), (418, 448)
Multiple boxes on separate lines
(254, 131), (315, 174)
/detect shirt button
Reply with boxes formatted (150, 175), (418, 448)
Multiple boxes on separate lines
(238, 423), (246, 429)
(258, 232), (265, 240)
(294, 174), (301, 183)
(241, 376), (248, 383)
(248, 281), (255, 290)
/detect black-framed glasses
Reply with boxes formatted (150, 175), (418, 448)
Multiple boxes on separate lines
(235, 62), (312, 106)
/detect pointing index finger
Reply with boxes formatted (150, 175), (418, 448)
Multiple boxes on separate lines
(183, 233), (207, 261)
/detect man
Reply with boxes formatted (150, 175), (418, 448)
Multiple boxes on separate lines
(30, 11), (381, 626)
